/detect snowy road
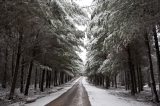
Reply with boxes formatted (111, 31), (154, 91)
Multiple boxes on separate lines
(24, 77), (152, 106)
(82, 77), (152, 106)
(46, 78), (91, 106)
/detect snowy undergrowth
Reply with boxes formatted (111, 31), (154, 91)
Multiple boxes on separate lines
(107, 86), (153, 103)
(7, 77), (80, 106)
(82, 77), (155, 106)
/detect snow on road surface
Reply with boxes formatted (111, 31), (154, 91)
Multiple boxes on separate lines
(24, 78), (80, 106)
(12, 77), (152, 106)
(82, 77), (152, 106)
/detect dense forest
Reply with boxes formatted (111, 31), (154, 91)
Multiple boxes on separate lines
(0, 0), (160, 105)
(85, 0), (160, 103)
(0, 0), (87, 101)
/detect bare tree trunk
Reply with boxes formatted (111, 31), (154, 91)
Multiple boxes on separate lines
(139, 67), (143, 91)
(48, 71), (51, 88)
(2, 47), (8, 88)
(125, 70), (130, 90)
(114, 74), (117, 88)
(57, 71), (60, 85)
(153, 26), (160, 95)
(127, 45), (136, 95)
(46, 70), (49, 88)
(54, 71), (58, 86)
(105, 76), (110, 89)
(34, 67), (38, 90)
(144, 33), (159, 102)
(24, 60), (33, 95)
(64, 74), (67, 83)
(20, 58), (24, 93)
(137, 65), (143, 92)
(40, 69), (45, 92)
(11, 49), (15, 77)
(9, 32), (22, 99)
(51, 71), (54, 85)
(95, 75), (98, 85)
(102, 75), (105, 87)
(39, 70), (42, 89)
(137, 65), (141, 92)
(147, 69), (151, 87)
(133, 65), (137, 93)
(61, 72), (64, 84)
(2, 47), (8, 87)
(24, 31), (39, 95)
(136, 65), (141, 92)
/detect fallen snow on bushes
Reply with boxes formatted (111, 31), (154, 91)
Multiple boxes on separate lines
(82, 77), (152, 106)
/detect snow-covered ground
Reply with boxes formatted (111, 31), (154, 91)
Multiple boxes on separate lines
(82, 77), (152, 106)
(8, 77), (155, 106)
(9, 78), (80, 106)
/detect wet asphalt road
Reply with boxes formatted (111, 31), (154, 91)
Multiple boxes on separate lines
(46, 78), (91, 106)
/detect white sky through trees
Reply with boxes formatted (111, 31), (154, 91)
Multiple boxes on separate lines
(74, 0), (93, 7)
(74, 0), (93, 65)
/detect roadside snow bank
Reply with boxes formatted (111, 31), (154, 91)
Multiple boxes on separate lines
(10, 77), (80, 106)
(82, 77), (152, 106)
(25, 78), (80, 106)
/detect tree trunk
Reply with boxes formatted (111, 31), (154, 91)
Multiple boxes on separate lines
(62, 72), (64, 84)
(100, 75), (103, 86)
(147, 69), (151, 87)
(144, 33), (159, 102)
(40, 69), (45, 92)
(96, 75), (98, 85)
(133, 65), (137, 93)
(114, 74), (117, 88)
(137, 65), (143, 92)
(105, 76), (110, 89)
(9, 32), (22, 99)
(64, 74), (67, 83)
(34, 67), (38, 89)
(124, 71), (127, 90)
(39, 70), (42, 89)
(2, 47), (8, 88)
(51, 71), (54, 85)
(125, 70), (130, 90)
(137, 65), (141, 92)
(24, 28), (39, 94)
(127, 45), (136, 95)
(153, 26), (160, 95)
(48, 71), (51, 88)
(102, 75), (105, 87)
(139, 67), (143, 91)
(24, 60), (34, 95)
(24, 30), (38, 95)
(46, 70), (49, 88)
(11, 49), (15, 77)
(111, 77), (114, 87)
(57, 71), (60, 85)
(20, 58), (24, 93)
(54, 71), (58, 86)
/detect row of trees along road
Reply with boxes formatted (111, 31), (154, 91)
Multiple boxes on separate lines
(0, 0), (88, 99)
(85, 0), (160, 102)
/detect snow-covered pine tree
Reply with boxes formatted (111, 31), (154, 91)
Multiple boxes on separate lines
(0, 0), (88, 99)
(86, 0), (160, 102)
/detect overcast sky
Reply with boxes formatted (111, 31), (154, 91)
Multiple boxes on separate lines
(74, 0), (93, 7)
